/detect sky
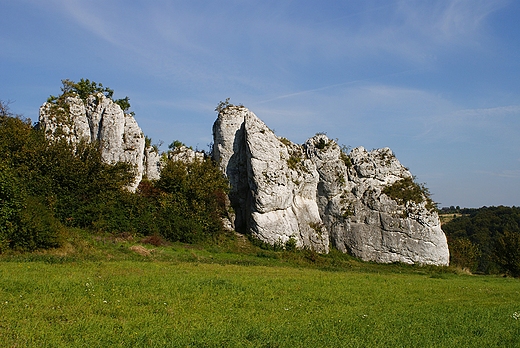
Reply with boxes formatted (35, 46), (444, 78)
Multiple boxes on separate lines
(1, 0), (520, 208)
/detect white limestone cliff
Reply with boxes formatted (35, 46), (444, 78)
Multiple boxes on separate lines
(213, 106), (449, 265)
(39, 93), (148, 190)
(213, 106), (329, 252)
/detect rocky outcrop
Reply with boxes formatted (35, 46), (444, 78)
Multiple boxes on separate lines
(213, 106), (449, 265)
(143, 146), (162, 181)
(39, 93), (149, 190)
(213, 106), (329, 252)
(169, 145), (205, 163)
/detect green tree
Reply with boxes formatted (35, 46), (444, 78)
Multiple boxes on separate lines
(154, 157), (229, 243)
(495, 231), (520, 277)
(448, 237), (481, 272)
(0, 164), (25, 252)
(0, 101), (65, 252)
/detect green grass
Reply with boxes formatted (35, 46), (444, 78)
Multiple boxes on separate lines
(1, 231), (519, 347)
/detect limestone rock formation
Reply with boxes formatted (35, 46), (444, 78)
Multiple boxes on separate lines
(39, 93), (148, 190)
(169, 145), (205, 163)
(213, 106), (329, 252)
(144, 146), (162, 181)
(213, 106), (449, 265)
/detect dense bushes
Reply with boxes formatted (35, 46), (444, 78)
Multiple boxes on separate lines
(154, 158), (229, 243)
(0, 98), (231, 253)
(443, 206), (520, 276)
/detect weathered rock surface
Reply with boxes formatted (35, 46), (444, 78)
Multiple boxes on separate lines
(213, 106), (329, 252)
(143, 146), (162, 181)
(39, 93), (148, 190)
(169, 145), (205, 163)
(213, 106), (449, 265)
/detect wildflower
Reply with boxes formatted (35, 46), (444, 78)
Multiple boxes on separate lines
(513, 312), (520, 320)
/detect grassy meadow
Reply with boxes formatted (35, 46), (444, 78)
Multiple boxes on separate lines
(1, 231), (519, 347)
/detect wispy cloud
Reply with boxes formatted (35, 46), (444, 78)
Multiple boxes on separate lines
(476, 169), (520, 179)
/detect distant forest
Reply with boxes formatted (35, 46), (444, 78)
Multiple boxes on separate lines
(441, 206), (520, 276)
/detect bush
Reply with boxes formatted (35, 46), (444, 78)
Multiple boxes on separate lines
(14, 197), (64, 251)
(154, 157), (230, 243)
(448, 237), (481, 271)
(382, 177), (436, 211)
(0, 164), (24, 252)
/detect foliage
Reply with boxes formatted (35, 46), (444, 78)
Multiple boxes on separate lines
(168, 140), (185, 150)
(285, 237), (297, 251)
(47, 79), (108, 104)
(447, 237), (481, 271)
(382, 176), (436, 211)
(314, 137), (328, 150)
(114, 96), (132, 114)
(0, 164), (25, 252)
(214, 98), (243, 113)
(47, 79), (132, 114)
(340, 150), (352, 168)
(215, 98), (232, 113)
(0, 102), (67, 251)
(287, 153), (302, 170)
(443, 206), (520, 275)
(154, 157), (230, 243)
(279, 137), (292, 146)
(495, 230), (520, 277)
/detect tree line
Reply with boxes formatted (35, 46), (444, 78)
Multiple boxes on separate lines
(442, 206), (520, 276)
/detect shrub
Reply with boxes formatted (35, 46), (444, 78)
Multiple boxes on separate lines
(0, 164), (24, 252)
(448, 237), (481, 271)
(315, 138), (328, 150)
(285, 237), (297, 251)
(155, 157), (230, 243)
(287, 153), (302, 170)
(382, 177), (436, 211)
(15, 197), (64, 251)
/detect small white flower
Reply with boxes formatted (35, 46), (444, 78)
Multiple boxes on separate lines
(513, 312), (520, 320)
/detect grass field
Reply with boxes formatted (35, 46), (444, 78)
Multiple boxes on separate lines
(1, 231), (519, 347)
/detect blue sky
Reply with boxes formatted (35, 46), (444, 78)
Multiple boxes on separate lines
(1, 0), (520, 208)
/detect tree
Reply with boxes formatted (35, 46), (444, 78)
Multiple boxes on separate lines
(448, 237), (481, 271)
(495, 231), (520, 277)
(154, 157), (230, 243)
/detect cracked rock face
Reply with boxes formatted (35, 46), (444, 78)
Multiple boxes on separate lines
(213, 107), (449, 265)
(212, 106), (329, 252)
(39, 93), (150, 191)
(308, 137), (449, 265)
